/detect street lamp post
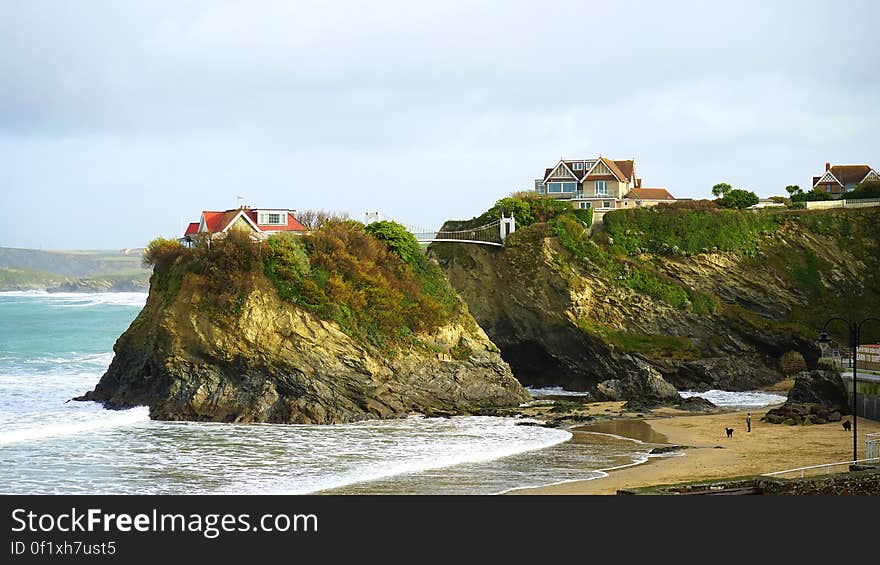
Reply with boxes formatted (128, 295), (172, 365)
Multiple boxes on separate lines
(817, 317), (880, 462)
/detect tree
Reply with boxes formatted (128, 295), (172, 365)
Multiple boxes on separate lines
(718, 189), (759, 209)
(785, 185), (802, 196)
(711, 182), (732, 198)
(780, 351), (807, 376)
(364, 220), (423, 267)
(296, 209), (350, 230)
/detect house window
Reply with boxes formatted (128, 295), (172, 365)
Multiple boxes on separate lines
(603, 201), (611, 208)
(549, 182), (577, 193)
(258, 211), (286, 225)
(595, 181), (608, 195)
(579, 202), (591, 209)
(573, 162), (584, 170)
(636, 200), (642, 207)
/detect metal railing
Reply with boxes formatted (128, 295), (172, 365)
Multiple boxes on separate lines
(762, 456), (880, 479)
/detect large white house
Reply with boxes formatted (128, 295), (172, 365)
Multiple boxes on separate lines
(534, 156), (676, 220)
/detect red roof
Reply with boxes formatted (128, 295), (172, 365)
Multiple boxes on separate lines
(246, 210), (307, 232)
(183, 208), (307, 237)
(859, 344), (880, 350)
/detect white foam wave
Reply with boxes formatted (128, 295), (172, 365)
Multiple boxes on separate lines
(679, 389), (787, 408)
(231, 420), (572, 495)
(526, 386), (591, 397)
(0, 406), (150, 445)
(0, 290), (147, 308)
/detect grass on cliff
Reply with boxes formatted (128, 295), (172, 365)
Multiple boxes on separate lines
(145, 223), (462, 347)
(602, 204), (781, 256)
(550, 213), (718, 313)
(577, 318), (699, 360)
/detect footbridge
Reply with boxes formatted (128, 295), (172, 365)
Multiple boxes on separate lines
(403, 215), (516, 247)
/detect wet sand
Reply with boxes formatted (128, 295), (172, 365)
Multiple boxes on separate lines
(509, 407), (880, 495)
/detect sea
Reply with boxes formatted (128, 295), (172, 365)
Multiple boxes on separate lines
(0, 291), (786, 495)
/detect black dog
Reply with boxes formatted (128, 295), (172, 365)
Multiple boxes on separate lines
(843, 420), (852, 431)
(725, 427), (734, 438)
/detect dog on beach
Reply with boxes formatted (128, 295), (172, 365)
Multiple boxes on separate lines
(725, 427), (734, 438)
(843, 420), (851, 431)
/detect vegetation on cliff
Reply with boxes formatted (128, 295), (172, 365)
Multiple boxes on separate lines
(145, 221), (462, 347)
(432, 194), (880, 396)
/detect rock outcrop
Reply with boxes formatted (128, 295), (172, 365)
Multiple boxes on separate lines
(763, 370), (849, 425)
(430, 207), (880, 401)
(78, 272), (528, 424)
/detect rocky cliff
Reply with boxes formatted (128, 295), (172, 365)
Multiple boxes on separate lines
(430, 205), (880, 403)
(79, 228), (528, 423)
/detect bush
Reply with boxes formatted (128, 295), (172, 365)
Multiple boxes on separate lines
(603, 207), (779, 255)
(656, 200), (718, 211)
(263, 233), (311, 302)
(718, 189), (760, 209)
(364, 221), (422, 267)
(192, 230), (262, 315)
(143, 237), (186, 269)
(464, 193), (573, 229)
(780, 350), (807, 375)
(846, 180), (880, 200)
(791, 189), (834, 203)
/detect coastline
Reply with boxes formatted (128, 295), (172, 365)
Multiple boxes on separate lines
(508, 406), (880, 495)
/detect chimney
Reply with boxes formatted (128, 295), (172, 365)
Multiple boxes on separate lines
(825, 162), (831, 171)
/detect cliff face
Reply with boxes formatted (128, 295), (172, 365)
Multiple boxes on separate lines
(80, 271), (527, 424)
(430, 207), (880, 399)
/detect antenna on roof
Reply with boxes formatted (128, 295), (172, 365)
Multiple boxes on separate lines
(236, 195), (245, 209)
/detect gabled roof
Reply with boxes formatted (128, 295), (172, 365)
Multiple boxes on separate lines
(599, 156), (626, 181)
(813, 164), (876, 187)
(626, 188), (675, 200)
(613, 159), (635, 181)
(195, 208), (307, 236)
(542, 156), (636, 183)
(183, 222), (200, 236)
(543, 160), (579, 182)
(829, 164), (873, 184)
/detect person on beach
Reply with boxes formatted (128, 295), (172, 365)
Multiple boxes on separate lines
(746, 413), (751, 433)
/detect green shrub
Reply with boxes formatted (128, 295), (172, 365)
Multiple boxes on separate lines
(718, 189), (759, 209)
(364, 221), (422, 267)
(603, 207), (780, 256)
(143, 237), (186, 269)
(846, 180), (880, 200)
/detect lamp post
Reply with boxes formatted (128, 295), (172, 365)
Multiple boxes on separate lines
(817, 317), (880, 462)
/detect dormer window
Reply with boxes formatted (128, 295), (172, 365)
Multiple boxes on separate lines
(258, 211), (286, 225)
(573, 162), (584, 170)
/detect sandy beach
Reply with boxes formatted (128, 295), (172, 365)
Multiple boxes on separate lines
(510, 405), (880, 495)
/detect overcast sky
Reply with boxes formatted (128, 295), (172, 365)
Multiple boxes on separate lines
(1, 0), (878, 249)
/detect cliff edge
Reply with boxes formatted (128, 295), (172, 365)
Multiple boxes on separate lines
(79, 224), (527, 423)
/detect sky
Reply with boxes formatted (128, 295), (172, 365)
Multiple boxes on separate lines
(1, 0), (878, 249)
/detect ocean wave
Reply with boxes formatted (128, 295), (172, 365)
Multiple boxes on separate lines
(0, 290), (147, 308)
(526, 386), (591, 397)
(0, 406), (150, 445)
(225, 418), (573, 495)
(679, 389), (787, 408)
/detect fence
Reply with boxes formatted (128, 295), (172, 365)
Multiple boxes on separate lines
(762, 456), (880, 479)
(868, 433), (880, 462)
(805, 198), (880, 210)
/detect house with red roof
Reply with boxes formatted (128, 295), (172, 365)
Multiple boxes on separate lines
(534, 156), (677, 219)
(812, 162), (879, 196)
(181, 206), (307, 245)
